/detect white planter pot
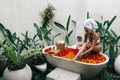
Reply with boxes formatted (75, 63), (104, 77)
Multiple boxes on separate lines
(3, 64), (32, 80)
(34, 63), (47, 72)
(114, 55), (120, 75)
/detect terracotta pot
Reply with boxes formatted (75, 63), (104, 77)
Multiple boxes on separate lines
(3, 64), (32, 80)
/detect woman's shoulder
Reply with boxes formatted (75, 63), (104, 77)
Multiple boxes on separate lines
(94, 32), (100, 39)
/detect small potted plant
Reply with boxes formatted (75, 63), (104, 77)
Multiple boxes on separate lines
(0, 37), (32, 80)
(26, 48), (47, 72)
(0, 23), (33, 80)
(21, 31), (47, 72)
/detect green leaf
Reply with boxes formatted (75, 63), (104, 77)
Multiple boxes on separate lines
(110, 29), (118, 39)
(20, 45), (28, 53)
(22, 31), (30, 46)
(104, 21), (110, 33)
(40, 27), (48, 33)
(109, 46), (116, 59)
(66, 15), (71, 31)
(103, 20), (109, 26)
(103, 48), (108, 53)
(44, 28), (52, 37)
(71, 20), (76, 25)
(44, 36), (51, 41)
(65, 36), (69, 45)
(108, 16), (117, 28)
(0, 23), (6, 34)
(34, 23), (43, 41)
(12, 33), (17, 42)
(53, 33), (61, 38)
(87, 12), (90, 19)
(33, 34), (37, 41)
(96, 21), (102, 29)
(54, 22), (65, 30)
(105, 16), (117, 33)
(68, 30), (73, 37)
(116, 36), (120, 43)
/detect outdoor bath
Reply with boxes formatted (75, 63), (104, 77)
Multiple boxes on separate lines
(43, 45), (109, 79)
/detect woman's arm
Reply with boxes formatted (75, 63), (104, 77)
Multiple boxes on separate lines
(70, 33), (88, 61)
(70, 42), (87, 61)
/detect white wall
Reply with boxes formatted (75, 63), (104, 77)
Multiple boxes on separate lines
(87, 0), (120, 35)
(0, 0), (47, 37)
(1, 0), (119, 45)
(0, 0), (87, 45)
(48, 0), (87, 45)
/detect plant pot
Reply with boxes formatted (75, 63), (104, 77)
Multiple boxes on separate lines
(34, 63), (47, 72)
(3, 64), (32, 80)
(114, 55), (120, 75)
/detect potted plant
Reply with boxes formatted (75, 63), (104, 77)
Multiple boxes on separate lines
(0, 23), (33, 80)
(0, 37), (32, 80)
(21, 31), (47, 72)
(26, 48), (47, 72)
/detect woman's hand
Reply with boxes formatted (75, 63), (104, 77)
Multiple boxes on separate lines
(70, 53), (84, 61)
(70, 57), (77, 61)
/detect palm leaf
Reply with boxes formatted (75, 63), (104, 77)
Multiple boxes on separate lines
(108, 16), (117, 28)
(44, 28), (52, 37)
(116, 36), (120, 43)
(33, 34), (37, 42)
(34, 23), (43, 41)
(87, 12), (90, 19)
(65, 36), (69, 45)
(68, 30), (73, 37)
(104, 20), (110, 33)
(66, 15), (71, 31)
(53, 33), (61, 38)
(71, 20), (76, 25)
(54, 22), (65, 30)
(110, 29), (118, 39)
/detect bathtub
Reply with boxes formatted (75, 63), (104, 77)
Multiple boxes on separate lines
(43, 46), (109, 79)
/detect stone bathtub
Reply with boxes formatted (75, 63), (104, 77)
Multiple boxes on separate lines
(43, 46), (109, 79)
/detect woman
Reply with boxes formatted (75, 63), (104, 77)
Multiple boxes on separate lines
(70, 19), (102, 61)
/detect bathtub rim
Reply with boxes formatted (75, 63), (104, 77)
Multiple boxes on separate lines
(43, 45), (109, 66)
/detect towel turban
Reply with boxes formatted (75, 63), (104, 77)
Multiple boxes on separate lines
(83, 19), (98, 31)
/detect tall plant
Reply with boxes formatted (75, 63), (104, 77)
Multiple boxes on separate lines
(0, 23), (40, 71)
(0, 23), (27, 53)
(40, 3), (55, 28)
(34, 4), (60, 47)
(54, 15), (73, 45)
(34, 23), (61, 47)
(21, 31), (46, 66)
(96, 16), (120, 59)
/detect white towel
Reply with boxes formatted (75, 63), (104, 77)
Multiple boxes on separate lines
(83, 19), (98, 31)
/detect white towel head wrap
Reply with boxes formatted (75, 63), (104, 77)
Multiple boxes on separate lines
(83, 19), (98, 31)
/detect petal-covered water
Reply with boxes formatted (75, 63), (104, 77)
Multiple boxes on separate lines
(44, 47), (106, 64)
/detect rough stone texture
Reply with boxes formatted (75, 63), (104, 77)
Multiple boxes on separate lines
(46, 68), (81, 80)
